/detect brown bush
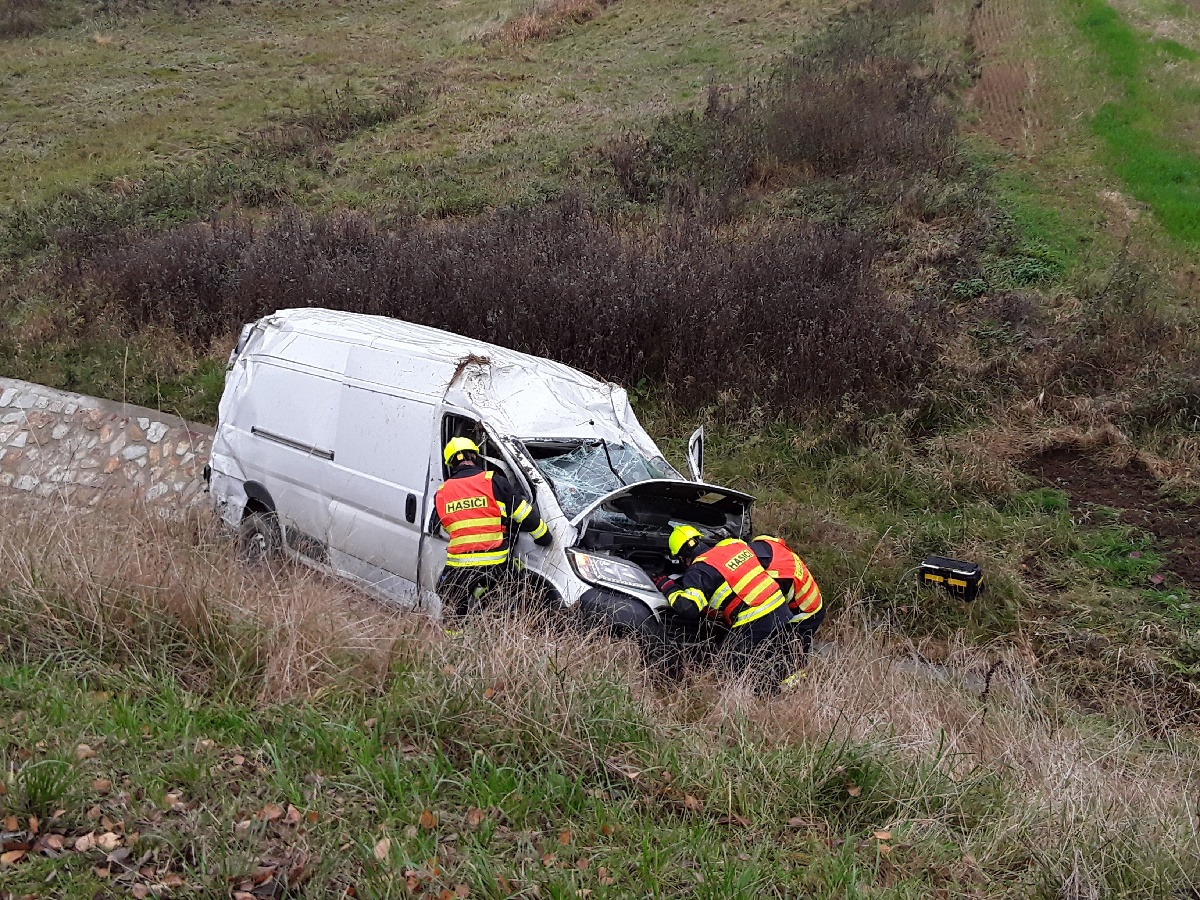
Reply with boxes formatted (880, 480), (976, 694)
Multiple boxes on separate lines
(605, 0), (958, 204)
(64, 200), (931, 414)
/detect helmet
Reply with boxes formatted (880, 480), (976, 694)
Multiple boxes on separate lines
(443, 437), (480, 466)
(668, 524), (703, 557)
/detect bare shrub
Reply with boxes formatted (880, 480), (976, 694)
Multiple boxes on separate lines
(0, 0), (76, 37)
(604, 0), (959, 204)
(66, 199), (931, 414)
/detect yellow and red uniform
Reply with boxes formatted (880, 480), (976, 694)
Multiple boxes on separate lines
(751, 535), (822, 624)
(665, 538), (790, 629)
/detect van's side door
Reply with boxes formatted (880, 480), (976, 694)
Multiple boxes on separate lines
(327, 348), (450, 606)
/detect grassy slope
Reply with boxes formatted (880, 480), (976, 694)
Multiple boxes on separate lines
(0, 0), (827, 214)
(1, 503), (1197, 899)
(3, 0), (1200, 895)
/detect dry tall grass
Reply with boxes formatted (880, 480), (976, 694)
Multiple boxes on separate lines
(0, 496), (411, 700)
(1, 496), (1197, 894)
(462, 0), (612, 46)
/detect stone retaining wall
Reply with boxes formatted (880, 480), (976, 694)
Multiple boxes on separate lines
(0, 377), (212, 506)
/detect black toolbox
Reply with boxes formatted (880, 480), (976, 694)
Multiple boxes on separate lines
(918, 556), (985, 602)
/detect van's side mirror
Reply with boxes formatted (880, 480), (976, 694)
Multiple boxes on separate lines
(687, 426), (705, 483)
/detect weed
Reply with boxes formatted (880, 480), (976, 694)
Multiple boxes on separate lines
(10, 758), (75, 818)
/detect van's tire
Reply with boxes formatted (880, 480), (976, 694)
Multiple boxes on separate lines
(238, 511), (282, 566)
(576, 588), (654, 638)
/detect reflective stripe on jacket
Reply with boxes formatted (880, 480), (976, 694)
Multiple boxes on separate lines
(435, 470), (508, 568)
(692, 539), (789, 628)
(755, 535), (823, 622)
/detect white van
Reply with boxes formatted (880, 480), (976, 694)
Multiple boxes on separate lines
(207, 308), (755, 636)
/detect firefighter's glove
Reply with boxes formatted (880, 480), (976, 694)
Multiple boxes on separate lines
(652, 575), (677, 594)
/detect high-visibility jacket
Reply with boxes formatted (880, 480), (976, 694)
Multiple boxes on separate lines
(435, 471), (510, 568)
(752, 536), (822, 624)
(432, 465), (551, 569)
(667, 539), (789, 629)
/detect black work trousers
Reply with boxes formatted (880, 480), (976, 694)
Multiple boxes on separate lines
(792, 605), (826, 658)
(437, 563), (511, 617)
(716, 605), (798, 696)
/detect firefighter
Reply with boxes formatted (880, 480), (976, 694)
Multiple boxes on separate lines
(749, 534), (825, 657)
(431, 437), (552, 615)
(656, 524), (795, 692)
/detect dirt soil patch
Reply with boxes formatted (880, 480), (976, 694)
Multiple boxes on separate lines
(1027, 448), (1200, 589)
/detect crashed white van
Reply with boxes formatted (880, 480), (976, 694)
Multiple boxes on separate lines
(208, 308), (754, 635)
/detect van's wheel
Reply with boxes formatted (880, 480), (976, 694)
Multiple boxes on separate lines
(238, 511), (281, 566)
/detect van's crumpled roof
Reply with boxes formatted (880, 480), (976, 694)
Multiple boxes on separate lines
(264, 309), (660, 454)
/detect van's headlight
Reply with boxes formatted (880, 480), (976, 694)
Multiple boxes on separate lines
(569, 550), (658, 594)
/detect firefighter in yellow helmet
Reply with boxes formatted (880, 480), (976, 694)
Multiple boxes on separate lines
(654, 524), (797, 692)
(431, 437), (552, 615)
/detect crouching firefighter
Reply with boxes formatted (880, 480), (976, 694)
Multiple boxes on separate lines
(750, 534), (824, 660)
(656, 525), (795, 693)
(431, 437), (552, 616)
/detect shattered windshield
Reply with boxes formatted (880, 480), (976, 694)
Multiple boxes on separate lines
(527, 441), (682, 519)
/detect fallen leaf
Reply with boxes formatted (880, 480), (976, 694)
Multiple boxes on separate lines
(873, 830), (892, 841)
(455, 885), (470, 898)
(76, 744), (97, 761)
(558, 829), (571, 845)
(96, 833), (120, 852)
(1, 849), (26, 866)
(74, 833), (96, 853)
(234, 819), (252, 836)
(483, 687), (495, 700)
(363, 718), (377, 729)
(92, 779), (112, 795)
(27, 816), (37, 835)
(1150, 573), (1166, 585)
(42, 834), (64, 852)
(161, 873), (184, 888)
(86, 806), (102, 821)
(682, 794), (702, 811)
(441, 665), (457, 675)
(0, 781), (6, 796)
(285, 805), (303, 825)
(3, 815), (17, 832)
(598, 867), (615, 886)
(373, 838), (391, 862)
(93, 864), (111, 878)
(234, 893), (255, 900)
(1129, 551), (1143, 559)
(257, 803), (284, 822)
(195, 739), (215, 753)
(438, 891), (454, 900)
(232, 754), (246, 766)
(419, 809), (437, 830)
(305, 810), (319, 825)
(575, 857), (589, 871)
(879, 843), (893, 856)
(846, 784), (862, 797)
(131, 885), (150, 899)
(600, 824), (613, 836)
(466, 807), (486, 828)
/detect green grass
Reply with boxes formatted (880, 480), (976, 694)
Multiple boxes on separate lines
(1074, 0), (1200, 245)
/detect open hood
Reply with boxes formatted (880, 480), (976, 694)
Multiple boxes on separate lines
(569, 478), (754, 531)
